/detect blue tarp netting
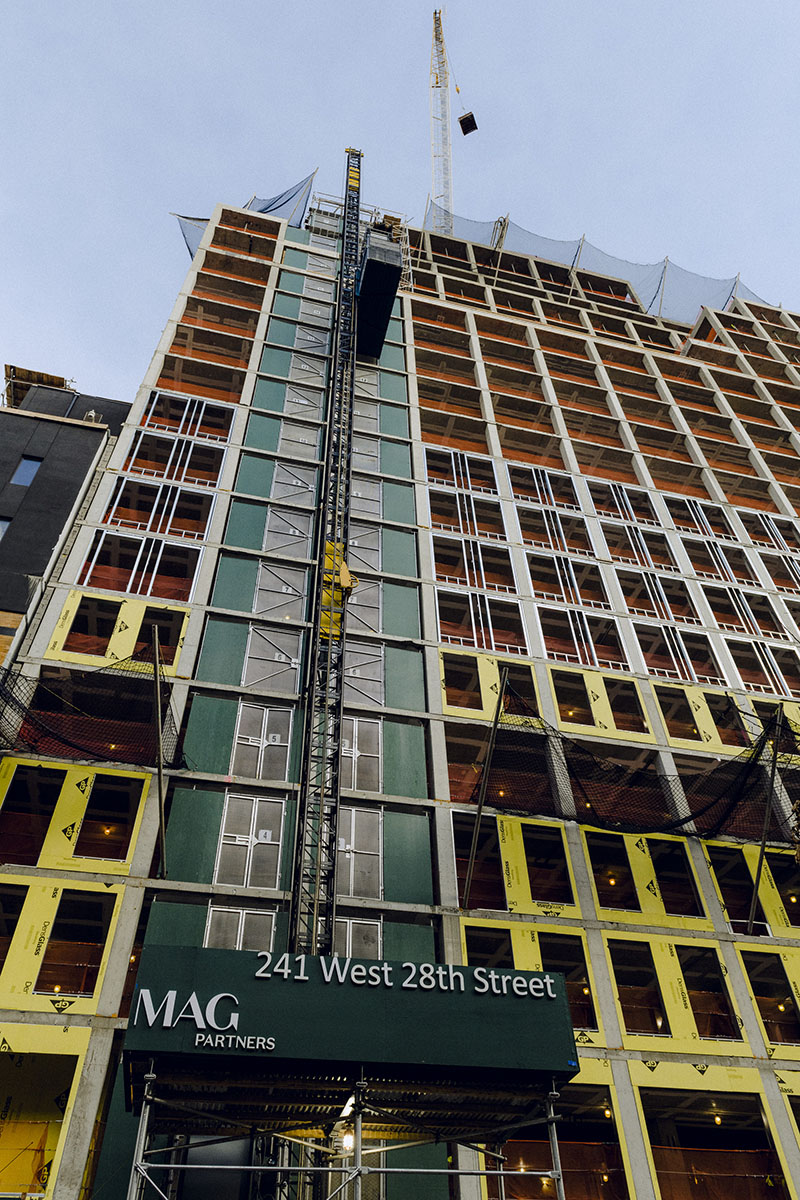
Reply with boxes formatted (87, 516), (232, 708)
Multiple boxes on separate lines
(246, 171), (315, 225)
(175, 171), (316, 258)
(423, 200), (768, 326)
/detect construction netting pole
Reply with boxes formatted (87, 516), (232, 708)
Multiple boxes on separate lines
(747, 704), (784, 936)
(463, 667), (508, 909)
(152, 626), (167, 880)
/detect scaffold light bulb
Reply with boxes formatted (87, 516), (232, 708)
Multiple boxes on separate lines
(53, 985), (61, 993)
(655, 1015), (664, 1030)
(342, 1130), (354, 1153)
(714, 1115), (722, 1125)
(604, 1108), (612, 1119)
(608, 877), (616, 886)
(602, 1174), (609, 1183)
(791, 895), (797, 904)
(779, 1003), (786, 1012)
(583, 986), (591, 995)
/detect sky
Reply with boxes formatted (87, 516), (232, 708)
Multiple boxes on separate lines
(3, 0), (800, 403)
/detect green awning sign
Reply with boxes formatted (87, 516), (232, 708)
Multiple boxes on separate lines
(127, 946), (578, 1079)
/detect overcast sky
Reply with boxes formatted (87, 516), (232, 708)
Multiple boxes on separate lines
(3, 0), (800, 402)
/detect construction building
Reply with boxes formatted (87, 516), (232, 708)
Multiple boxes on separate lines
(4, 158), (800, 1200)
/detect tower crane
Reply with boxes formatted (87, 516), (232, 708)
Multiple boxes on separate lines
(430, 10), (453, 235)
(430, 10), (477, 238)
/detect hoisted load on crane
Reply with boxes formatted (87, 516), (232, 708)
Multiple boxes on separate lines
(458, 111), (478, 135)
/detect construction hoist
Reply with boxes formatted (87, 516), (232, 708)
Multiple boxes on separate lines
(289, 148), (362, 955)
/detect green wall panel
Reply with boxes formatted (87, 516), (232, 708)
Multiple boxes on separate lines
(385, 647), (424, 710)
(382, 482), (415, 525)
(383, 918), (435, 964)
(272, 292), (301, 319)
(212, 555), (258, 612)
(387, 1143), (448, 1200)
(167, 787), (223, 883)
(267, 318), (296, 347)
(378, 344), (405, 372)
(380, 370), (407, 402)
(382, 528), (417, 576)
(383, 810), (433, 904)
(236, 453), (275, 498)
(278, 270), (304, 294)
(183, 694), (239, 775)
(283, 248), (308, 268)
(226, 499), (267, 550)
(196, 618), (248, 686)
(383, 583), (420, 638)
(380, 405), (409, 439)
(147, 900), (207, 947)
(385, 317), (404, 343)
(260, 346), (292, 376)
(383, 720), (427, 798)
(245, 413), (281, 452)
(380, 441), (410, 478)
(285, 229), (311, 246)
(91, 1069), (139, 1200)
(252, 378), (287, 411)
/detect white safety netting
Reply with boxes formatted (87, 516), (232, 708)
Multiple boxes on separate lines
(423, 201), (767, 326)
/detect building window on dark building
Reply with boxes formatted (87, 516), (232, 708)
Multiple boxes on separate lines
(204, 905), (274, 952)
(336, 805), (382, 899)
(10, 455), (42, 486)
(213, 792), (284, 889)
(333, 915), (381, 958)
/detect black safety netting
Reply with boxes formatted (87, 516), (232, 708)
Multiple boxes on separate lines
(0, 658), (181, 769)
(470, 689), (799, 846)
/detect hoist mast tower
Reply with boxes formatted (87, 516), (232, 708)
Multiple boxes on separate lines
(430, 9), (454, 235)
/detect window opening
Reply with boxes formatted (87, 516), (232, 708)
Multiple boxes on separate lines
(640, 1088), (787, 1199)
(764, 852), (800, 926)
(10, 456), (42, 486)
(707, 845), (769, 936)
(231, 704), (292, 780)
(336, 806), (382, 898)
(607, 939), (670, 1034)
(214, 793), (284, 888)
(675, 944), (741, 1039)
(552, 670), (594, 725)
(521, 824), (573, 904)
(0, 884), (26, 972)
(341, 717), (381, 791)
(443, 654), (482, 708)
(74, 774), (141, 860)
(453, 814), (505, 909)
(333, 916), (381, 958)
(654, 686), (703, 740)
(647, 839), (703, 917)
(605, 679), (648, 732)
(487, 1085), (629, 1200)
(34, 889), (115, 996)
(539, 932), (597, 1030)
(586, 832), (640, 911)
(254, 563), (307, 622)
(63, 597), (120, 656)
(0, 764), (65, 865)
(464, 925), (514, 967)
(242, 626), (301, 693)
(741, 951), (800, 1043)
(205, 906), (275, 952)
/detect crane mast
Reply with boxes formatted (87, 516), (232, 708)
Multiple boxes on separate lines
(430, 9), (454, 235)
